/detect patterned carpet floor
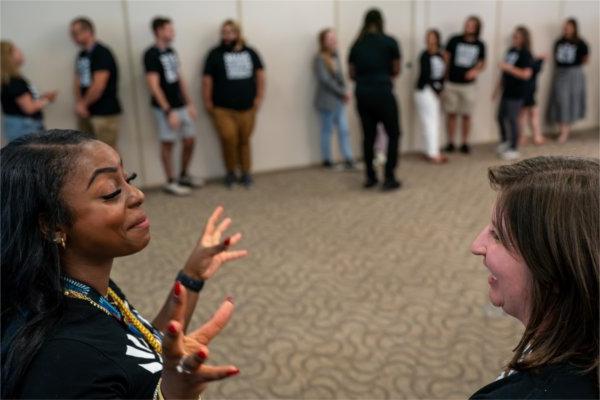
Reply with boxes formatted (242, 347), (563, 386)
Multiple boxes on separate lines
(113, 129), (599, 399)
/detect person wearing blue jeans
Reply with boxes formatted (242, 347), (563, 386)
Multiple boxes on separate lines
(314, 28), (354, 169)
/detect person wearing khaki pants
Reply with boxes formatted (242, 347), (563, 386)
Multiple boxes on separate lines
(202, 19), (265, 188)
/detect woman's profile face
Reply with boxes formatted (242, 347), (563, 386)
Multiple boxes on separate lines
(470, 207), (533, 324)
(59, 141), (150, 261)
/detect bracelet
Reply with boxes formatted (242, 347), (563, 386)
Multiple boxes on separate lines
(176, 270), (205, 293)
(154, 379), (202, 400)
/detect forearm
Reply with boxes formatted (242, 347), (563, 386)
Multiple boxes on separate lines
(201, 77), (213, 107)
(179, 76), (193, 106)
(153, 283), (200, 332)
(81, 84), (105, 106)
(255, 70), (265, 99)
(150, 86), (172, 111)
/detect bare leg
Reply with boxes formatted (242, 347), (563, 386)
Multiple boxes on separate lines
(558, 122), (570, 143)
(181, 137), (195, 176)
(518, 107), (529, 146)
(461, 114), (471, 145)
(160, 142), (175, 181)
(530, 106), (545, 145)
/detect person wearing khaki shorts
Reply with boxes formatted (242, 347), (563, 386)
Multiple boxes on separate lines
(202, 19), (265, 188)
(70, 17), (122, 149)
(443, 16), (486, 154)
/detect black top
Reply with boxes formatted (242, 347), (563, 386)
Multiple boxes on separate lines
(470, 363), (599, 399)
(526, 58), (544, 95)
(349, 33), (401, 92)
(1, 76), (43, 119)
(554, 37), (589, 67)
(416, 50), (445, 94)
(17, 281), (162, 399)
(446, 34), (486, 83)
(203, 44), (264, 111)
(144, 46), (185, 108)
(76, 42), (122, 116)
(501, 47), (534, 99)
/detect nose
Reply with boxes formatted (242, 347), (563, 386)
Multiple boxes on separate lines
(470, 226), (487, 256)
(126, 184), (145, 209)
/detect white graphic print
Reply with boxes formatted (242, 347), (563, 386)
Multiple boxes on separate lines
(454, 43), (480, 68)
(27, 84), (40, 100)
(224, 51), (253, 80)
(159, 52), (179, 84)
(555, 43), (577, 64)
(430, 55), (445, 80)
(77, 57), (91, 88)
(126, 334), (163, 374)
(505, 51), (519, 66)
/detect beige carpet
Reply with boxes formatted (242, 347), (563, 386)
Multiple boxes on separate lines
(112, 129), (599, 399)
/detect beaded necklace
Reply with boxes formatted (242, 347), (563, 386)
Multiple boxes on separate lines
(62, 276), (162, 354)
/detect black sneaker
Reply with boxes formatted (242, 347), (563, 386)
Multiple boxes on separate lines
(443, 143), (455, 153)
(459, 144), (471, 154)
(224, 172), (237, 189)
(240, 173), (253, 188)
(322, 160), (333, 168)
(382, 179), (402, 191)
(344, 160), (356, 170)
(363, 177), (379, 188)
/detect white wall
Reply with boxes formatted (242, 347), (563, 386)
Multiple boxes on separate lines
(1, 0), (598, 187)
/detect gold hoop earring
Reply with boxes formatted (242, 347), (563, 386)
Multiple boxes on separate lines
(54, 236), (66, 249)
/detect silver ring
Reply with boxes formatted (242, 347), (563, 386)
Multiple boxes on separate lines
(176, 357), (194, 374)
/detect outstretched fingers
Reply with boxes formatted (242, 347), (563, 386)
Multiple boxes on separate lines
(191, 298), (235, 345)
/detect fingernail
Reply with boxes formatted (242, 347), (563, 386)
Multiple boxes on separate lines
(226, 295), (234, 304)
(227, 368), (240, 376)
(197, 350), (207, 359)
(174, 281), (182, 296)
(223, 237), (231, 247)
(167, 322), (177, 335)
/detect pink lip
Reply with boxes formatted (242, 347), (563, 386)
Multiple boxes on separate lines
(129, 216), (150, 230)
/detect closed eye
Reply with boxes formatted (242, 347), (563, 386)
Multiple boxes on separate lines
(101, 173), (137, 201)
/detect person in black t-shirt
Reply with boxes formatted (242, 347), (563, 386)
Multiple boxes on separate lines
(547, 18), (590, 143)
(1, 130), (247, 399)
(202, 19), (265, 188)
(70, 17), (122, 149)
(414, 29), (447, 164)
(144, 17), (201, 196)
(1, 41), (57, 142)
(492, 26), (534, 160)
(348, 8), (402, 191)
(442, 16), (486, 154)
(519, 53), (546, 146)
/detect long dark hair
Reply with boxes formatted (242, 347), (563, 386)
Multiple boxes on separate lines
(489, 156), (599, 375)
(355, 8), (384, 43)
(1, 129), (94, 397)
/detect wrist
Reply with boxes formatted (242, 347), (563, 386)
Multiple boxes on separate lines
(163, 107), (172, 116)
(177, 269), (205, 293)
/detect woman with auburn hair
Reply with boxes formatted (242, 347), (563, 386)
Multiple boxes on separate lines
(202, 19), (265, 188)
(470, 156), (598, 398)
(1, 41), (57, 142)
(1, 130), (246, 398)
(314, 28), (355, 170)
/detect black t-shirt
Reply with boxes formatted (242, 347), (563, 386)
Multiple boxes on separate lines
(76, 42), (122, 116)
(17, 281), (162, 399)
(203, 44), (264, 111)
(526, 58), (544, 94)
(554, 38), (589, 67)
(144, 46), (185, 108)
(501, 47), (533, 99)
(416, 50), (445, 94)
(349, 33), (401, 92)
(446, 34), (486, 83)
(1, 77), (43, 119)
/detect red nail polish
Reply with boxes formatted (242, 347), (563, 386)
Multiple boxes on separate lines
(197, 350), (207, 359)
(174, 281), (182, 296)
(226, 296), (234, 304)
(227, 368), (240, 376)
(223, 237), (231, 246)
(167, 323), (177, 335)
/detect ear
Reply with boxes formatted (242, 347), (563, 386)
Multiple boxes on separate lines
(38, 214), (67, 242)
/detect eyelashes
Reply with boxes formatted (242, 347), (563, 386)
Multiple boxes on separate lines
(101, 172), (138, 201)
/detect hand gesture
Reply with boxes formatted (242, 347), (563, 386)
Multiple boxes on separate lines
(75, 100), (89, 118)
(182, 206), (248, 281)
(167, 111), (181, 130)
(465, 68), (478, 81)
(43, 91), (58, 102)
(187, 104), (198, 121)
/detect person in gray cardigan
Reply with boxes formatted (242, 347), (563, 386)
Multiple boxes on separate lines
(314, 28), (355, 169)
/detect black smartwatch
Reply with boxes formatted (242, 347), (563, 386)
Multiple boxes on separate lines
(176, 270), (205, 293)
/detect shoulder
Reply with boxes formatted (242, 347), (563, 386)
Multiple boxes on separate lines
(94, 43), (115, 57)
(383, 34), (399, 46)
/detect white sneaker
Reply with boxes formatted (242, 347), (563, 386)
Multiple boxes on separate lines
(500, 150), (521, 161)
(496, 142), (510, 155)
(374, 151), (387, 167)
(162, 182), (191, 196)
(179, 175), (204, 188)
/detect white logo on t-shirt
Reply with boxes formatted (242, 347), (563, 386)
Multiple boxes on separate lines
(224, 51), (253, 80)
(454, 43), (480, 68)
(77, 57), (91, 88)
(430, 55), (445, 80)
(125, 333), (163, 374)
(555, 43), (577, 64)
(27, 84), (40, 100)
(505, 51), (519, 65)
(159, 53), (179, 84)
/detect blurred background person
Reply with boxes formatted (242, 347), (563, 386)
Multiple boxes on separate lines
(314, 28), (355, 170)
(144, 16), (201, 196)
(70, 17), (121, 149)
(493, 26), (533, 161)
(442, 16), (486, 154)
(1, 41), (57, 143)
(203, 19), (265, 188)
(547, 18), (589, 144)
(519, 51), (546, 146)
(414, 29), (447, 164)
(349, 8), (402, 191)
